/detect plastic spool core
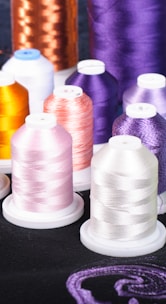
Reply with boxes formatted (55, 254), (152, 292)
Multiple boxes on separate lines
(108, 134), (142, 150)
(25, 113), (57, 129)
(126, 103), (157, 119)
(77, 59), (105, 75)
(80, 135), (166, 257)
(0, 71), (15, 86)
(54, 85), (83, 98)
(14, 49), (41, 60)
(137, 73), (166, 89)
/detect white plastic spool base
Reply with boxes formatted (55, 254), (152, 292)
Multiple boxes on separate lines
(2, 193), (84, 229)
(73, 167), (91, 192)
(80, 220), (166, 257)
(93, 143), (107, 154)
(0, 174), (10, 199)
(0, 160), (12, 174)
(157, 192), (166, 214)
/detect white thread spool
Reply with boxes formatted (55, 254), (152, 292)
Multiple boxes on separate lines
(123, 73), (166, 118)
(80, 135), (166, 257)
(2, 113), (84, 229)
(2, 48), (54, 113)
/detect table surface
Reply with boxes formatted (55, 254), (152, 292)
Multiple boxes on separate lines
(0, 175), (166, 304)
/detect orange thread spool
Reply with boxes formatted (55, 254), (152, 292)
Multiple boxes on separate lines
(11, 0), (78, 71)
(0, 71), (29, 166)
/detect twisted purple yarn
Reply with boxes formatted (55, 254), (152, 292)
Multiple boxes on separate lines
(112, 113), (166, 194)
(87, 0), (166, 99)
(65, 69), (119, 145)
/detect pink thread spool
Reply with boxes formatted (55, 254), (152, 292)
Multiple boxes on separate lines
(44, 85), (93, 191)
(2, 113), (84, 229)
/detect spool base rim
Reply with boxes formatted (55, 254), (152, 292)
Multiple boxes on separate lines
(0, 174), (10, 199)
(2, 193), (84, 229)
(80, 220), (166, 257)
(0, 159), (11, 174)
(73, 166), (91, 191)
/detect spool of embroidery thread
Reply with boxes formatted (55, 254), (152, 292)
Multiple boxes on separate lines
(87, 0), (166, 99)
(0, 71), (29, 173)
(112, 103), (166, 214)
(0, 174), (10, 200)
(2, 113), (84, 229)
(65, 59), (119, 152)
(11, 0), (78, 86)
(2, 48), (54, 113)
(123, 73), (166, 118)
(80, 135), (166, 257)
(44, 85), (93, 191)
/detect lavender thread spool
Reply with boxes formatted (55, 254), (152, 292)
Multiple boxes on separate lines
(123, 73), (166, 118)
(112, 102), (166, 214)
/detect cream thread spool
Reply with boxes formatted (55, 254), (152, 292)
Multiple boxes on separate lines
(2, 113), (84, 229)
(80, 135), (166, 257)
(2, 48), (54, 113)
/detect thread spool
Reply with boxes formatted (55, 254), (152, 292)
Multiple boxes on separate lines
(44, 85), (93, 191)
(112, 103), (166, 214)
(80, 135), (166, 257)
(0, 71), (29, 173)
(0, 174), (10, 200)
(11, 0), (78, 83)
(2, 48), (54, 113)
(123, 73), (166, 118)
(65, 59), (119, 152)
(2, 113), (84, 229)
(87, 1), (166, 99)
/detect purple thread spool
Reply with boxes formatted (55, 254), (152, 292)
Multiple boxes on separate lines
(87, 0), (166, 99)
(112, 102), (166, 214)
(65, 59), (119, 151)
(123, 73), (166, 119)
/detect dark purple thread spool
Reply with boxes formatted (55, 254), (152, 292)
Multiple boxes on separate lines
(123, 73), (166, 119)
(65, 59), (119, 149)
(87, 0), (166, 99)
(112, 102), (166, 214)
